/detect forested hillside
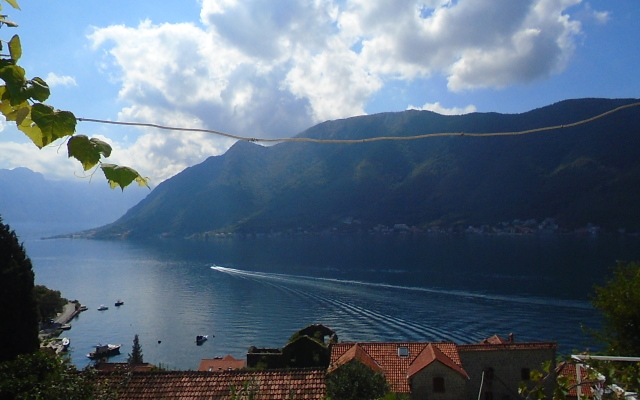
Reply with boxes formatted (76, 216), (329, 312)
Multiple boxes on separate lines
(86, 98), (640, 239)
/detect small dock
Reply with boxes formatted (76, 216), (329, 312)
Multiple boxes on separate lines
(39, 302), (84, 340)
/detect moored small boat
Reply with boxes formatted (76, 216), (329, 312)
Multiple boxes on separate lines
(115, 300), (124, 306)
(46, 337), (71, 354)
(61, 323), (72, 330)
(87, 343), (121, 359)
(196, 335), (208, 345)
(97, 305), (108, 311)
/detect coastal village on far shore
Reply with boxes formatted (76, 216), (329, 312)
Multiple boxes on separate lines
(183, 216), (612, 241)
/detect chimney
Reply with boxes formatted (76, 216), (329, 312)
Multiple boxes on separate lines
(509, 333), (514, 342)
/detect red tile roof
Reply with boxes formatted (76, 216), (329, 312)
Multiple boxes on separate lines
(94, 363), (154, 372)
(458, 342), (557, 352)
(480, 334), (511, 344)
(407, 343), (468, 379)
(198, 355), (246, 372)
(330, 342), (462, 393)
(99, 369), (326, 400)
(327, 343), (383, 374)
(556, 362), (599, 398)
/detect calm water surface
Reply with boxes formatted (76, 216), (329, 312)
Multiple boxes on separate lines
(26, 234), (640, 370)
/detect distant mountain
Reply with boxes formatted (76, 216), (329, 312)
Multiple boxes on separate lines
(87, 98), (640, 239)
(0, 168), (148, 238)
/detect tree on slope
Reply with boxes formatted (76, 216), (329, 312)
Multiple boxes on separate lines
(326, 360), (390, 400)
(33, 284), (67, 324)
(0, 216), (39, 362)
(127, 334), (144, 365)
(0, 351), (114, 399)
(591, 260), (640, 356)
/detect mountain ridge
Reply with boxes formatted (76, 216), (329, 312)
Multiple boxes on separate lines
(84, 97), (640, 239)
(0, 167), (148, 238)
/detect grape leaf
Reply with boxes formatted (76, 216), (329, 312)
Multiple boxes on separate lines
(0, 87), (26, 121)
(30, 103), (76, 146)
(0, 16), (19, 27)
(0, 64), (26, 103)
(101, 163), (150, 191)
(68, 135), (112, 171)
(26, 77), (49, 102)
(8, 34), (20, 61)
(3, 0), (20, 10)
(17, 112), (45, 148)
(14, 104), (28, 124)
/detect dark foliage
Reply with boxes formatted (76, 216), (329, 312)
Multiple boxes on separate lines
(591, 261), (640, 356)
(33, 285), (67, 323)
(0, 351), (110, 400)
(127, 334), (144, 365)
(326, 360), (390, 400)
(88, 98), (640, 238)
(0, 216), (39, 363)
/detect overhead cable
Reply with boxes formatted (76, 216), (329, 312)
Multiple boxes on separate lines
(77, 101), (640, 144)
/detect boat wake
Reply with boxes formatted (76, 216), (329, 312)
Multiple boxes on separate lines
(209, 265), (590, 310)
(208, 264), (596, 350)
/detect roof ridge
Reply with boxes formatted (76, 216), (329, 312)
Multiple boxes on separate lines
(107, 367), (326, 376)
(328, 343), (383, 374)
(407, 343), (469, 379)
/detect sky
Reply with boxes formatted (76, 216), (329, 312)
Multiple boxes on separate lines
(0, 0), (638, 187)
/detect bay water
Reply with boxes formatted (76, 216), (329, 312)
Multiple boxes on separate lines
(25, 234), (640, 370)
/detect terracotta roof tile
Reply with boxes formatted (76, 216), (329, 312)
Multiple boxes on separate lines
(556, 362), (599, 397)
(99, 368), (326, 399)
(330, 342), (462, 393)
(458, 342), (557, 352)
(94, 363), (154, 373)
(327, 343), (382, 374)
(481, 334), (511, 344)
(198, 355), (246, 372)
(407, 343), (469, 379)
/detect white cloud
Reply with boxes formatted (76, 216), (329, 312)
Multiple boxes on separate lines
(44, 72), (77, 87)
(86, 0), (588, 181)
(582, 3), (610, 25)
(0, 141), (79, 181)
(408, 102), (477, 115)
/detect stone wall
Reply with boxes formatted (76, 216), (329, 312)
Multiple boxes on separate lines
(409, 362), (467, 400)
(459, 347), (556, 400)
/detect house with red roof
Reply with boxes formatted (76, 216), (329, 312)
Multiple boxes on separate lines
(198, 354), (246, 372)
(329, 334), (557, 400)
(97, 368), (326, 399)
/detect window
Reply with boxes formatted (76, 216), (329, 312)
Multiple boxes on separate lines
(521, 368), (531, 381)
(433, 377), (445, 393)
(398, 346), (409, 357)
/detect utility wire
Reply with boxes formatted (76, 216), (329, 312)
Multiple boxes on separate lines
(77, 101), (640, 144)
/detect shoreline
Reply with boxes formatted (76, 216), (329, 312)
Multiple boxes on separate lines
(39, 301), (83, 340)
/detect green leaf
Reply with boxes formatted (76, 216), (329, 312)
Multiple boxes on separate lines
(0, 16), (19, 27)
(30, 103), (76, 146)
(3, 0), (21, 10)
(0, 92), (21, 121)
(0, 64), (26, 103)
(17, 112), (45, 148)
(14, 105), (28, 124)
(101, 163), (150, 191)
(8, 34), (21, 61)
(26, 77), (49, 102)
(67, 135), (112, 171)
